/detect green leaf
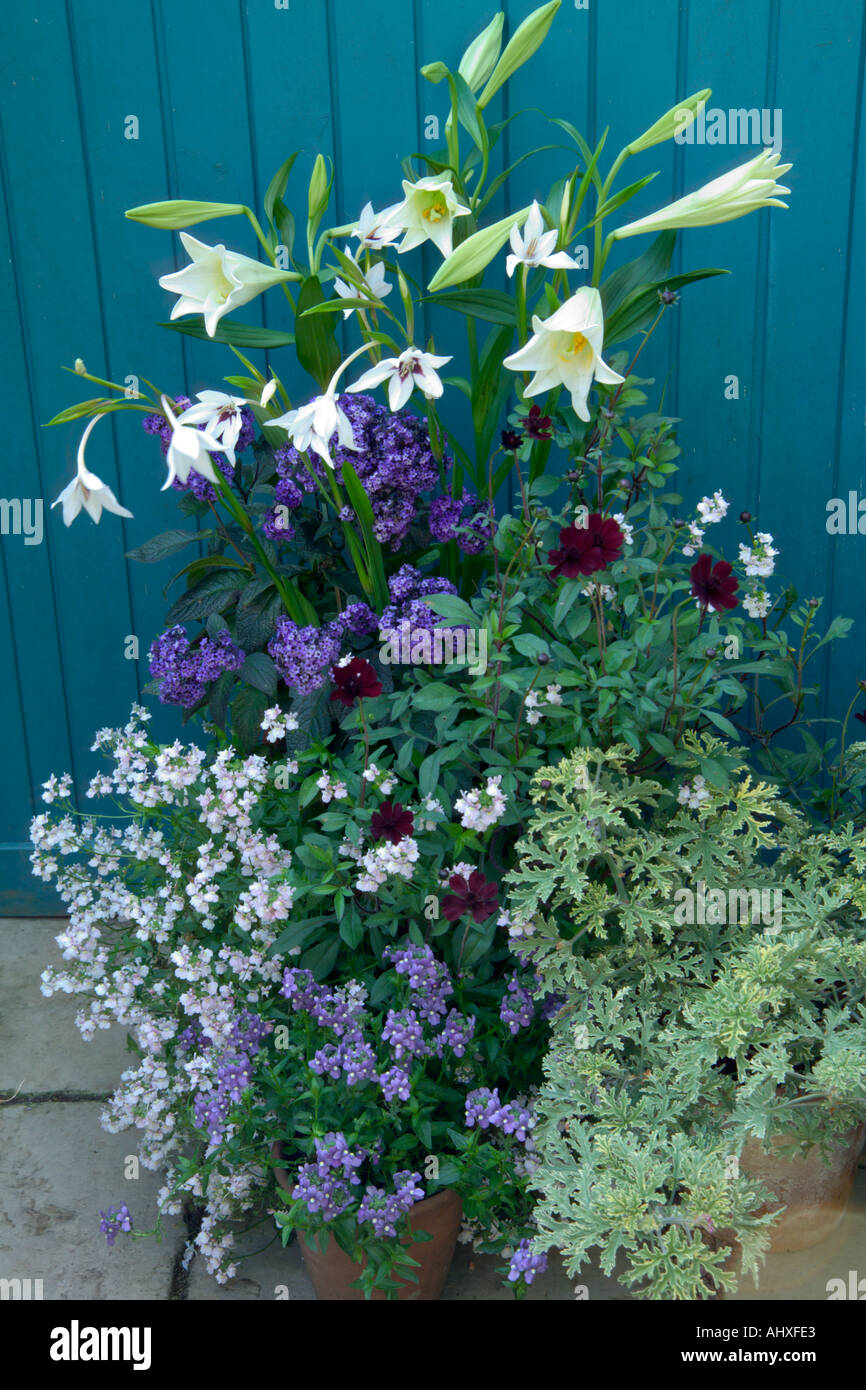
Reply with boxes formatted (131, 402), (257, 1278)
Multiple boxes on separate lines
(241, 651), (279, 697)
(604, 267), (729, 346)
(422, 287), (517, 326)
(553, 579), (584, 628)
(294, 276), (342, 391)
(646, 730), (677, 757)
(422, 593), (477, 625)
(231, 686), (270, 754)
(264, 153), (300, 230)
(126, 528), (209, 564)
(158, 320), (295, 348)
(413, 681), (458, 711)
(165, 569), (244, 624)
(702, 708), (741, 742)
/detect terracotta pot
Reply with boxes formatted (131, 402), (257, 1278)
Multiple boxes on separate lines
(271, 1142), (463, 1300)
(739, 1121), (866, 1253)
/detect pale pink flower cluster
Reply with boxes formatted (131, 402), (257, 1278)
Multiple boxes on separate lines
(454, 775), (507, 832)
(356, 837), (419, 892)
(677, 775), (710, 811)
(525, 684), (563, 727)
(681, 490), (730, 556)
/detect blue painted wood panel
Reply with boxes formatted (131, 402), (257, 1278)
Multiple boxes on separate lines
(1, 0), (864, 909)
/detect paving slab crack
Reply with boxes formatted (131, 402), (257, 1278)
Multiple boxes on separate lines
(168, 1203), (204, 1300)
(0, 1089), (111, 1104)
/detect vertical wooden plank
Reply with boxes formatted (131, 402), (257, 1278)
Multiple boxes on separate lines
(0, 4), (139, 818)
(676, 0), (773, 513)
(822, 8), (866, 720)
(760, 1), (863, 726)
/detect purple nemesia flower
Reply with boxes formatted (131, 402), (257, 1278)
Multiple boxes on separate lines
(149, 626), (245, 709)
(99, 1202), (132, 1247)
(500, 974), (535, 1035)
(356, 1171), (425, 1239)
(381, 1008), (429, 1061)
(465, 1088), (534, 1143)
(508, 1239), (548, 1285)
(434, 1009), (476, 1058)
(379, 1065), (412, 1103)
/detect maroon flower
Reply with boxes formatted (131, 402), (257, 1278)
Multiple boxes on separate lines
(690, 553), (739, 612)
(330, 657), (383, 706)
(524, 404), (552, 440)
(547, 514), (625, 579)
(441, 870), (498, 924)
(501, 428), (523, 451)
(370, 800), (414, 844)
(855, 711), (866, 725)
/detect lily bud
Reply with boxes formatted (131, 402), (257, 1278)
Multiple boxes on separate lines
(457, 12), (505, 93)
(420, 61), (450, 85)
(308, 155), (332, 223)
(613, 149), (792, 238)
(125, 199), (247, 229)
(478, 1), (561, 110)
(625, 89), (711, 155)
(428, 205), (532, 291)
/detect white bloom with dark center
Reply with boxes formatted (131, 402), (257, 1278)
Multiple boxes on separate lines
(51, 415), (134, 526)
(176, 392), (247, 465)
(348, 347), (452, 412)
(160, 396), (223, 491)
(351, 200), (404, 250)
(334, 258), (392, 319)
(506, 200), (581, 278)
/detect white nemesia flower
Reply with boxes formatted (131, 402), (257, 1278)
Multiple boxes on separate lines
(696, 490), (729, 525)
(613, 512), (634, 545)
(681, 521), (705, 558)
(351, 200), (403, 250)
(739, 532), (778, 578)
(334, 257), (392, 319)
(158, 232), (294, 338)
(454, 775), (507, 833)
(160, 396), (223, 491)
(503, 287), (624, 422)
(52, 414), (134, 527)
(505, 200), (581, 278)
(677, 776), (710, 811)
(348, 347), (452, 412)
(743, 589), (771, 620)
(176, 392), (247, 465)
(386, 175), (471, 258)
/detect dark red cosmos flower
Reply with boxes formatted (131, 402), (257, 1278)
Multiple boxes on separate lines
(330, 657), (383, 707)
(370, 800), (414, 844)
(441, 870), (498, 924)
(690, 553), (739, 612)
(524, 404), (552, 440)
(501, 428), (523, 451)
(547, 514), (625, 579)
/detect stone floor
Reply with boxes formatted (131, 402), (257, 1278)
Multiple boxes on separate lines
(2, 919), (864, 1301)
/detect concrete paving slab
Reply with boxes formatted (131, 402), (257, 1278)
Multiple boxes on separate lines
(0, 1101), (184, 1300)
(0, 919), (130, 1095)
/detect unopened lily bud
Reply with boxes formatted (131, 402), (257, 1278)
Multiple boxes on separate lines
(308, 155), (331, 223)
(457, 13), (505, 93)
(478, 1), (561, 110)
(626, 89), (711, 155)
(125, 199), (247, 229)
(428, 206), (532, 291)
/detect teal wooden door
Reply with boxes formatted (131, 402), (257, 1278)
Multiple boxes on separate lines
(2, 0), (864, 910)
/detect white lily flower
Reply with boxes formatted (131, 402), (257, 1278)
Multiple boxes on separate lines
(51, 415), (134, 526)
(160, 395), (223, 491)
(271, 395), (357, 469)
(158, 232), (295, 337)
(506, 201), (581, 278)
(613, 149), (792, 239)
(503, 287), (623, 422)
(334, 257), (392, 319)
(176, 391), (247, 464)
(347, 347), (452, 412)
(387, 176), (471, 259)
(351, 201), (403, 250)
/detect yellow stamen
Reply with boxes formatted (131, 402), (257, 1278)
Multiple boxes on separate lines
(422, 198), (448, 223)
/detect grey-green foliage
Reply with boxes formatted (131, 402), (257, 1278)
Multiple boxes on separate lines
(505, 732), (866, 1299)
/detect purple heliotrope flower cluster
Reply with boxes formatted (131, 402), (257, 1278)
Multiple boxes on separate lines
(465, 1088), (534, 1143)
(192, 1010), (269, 1144)
(379, 564), (458, 642)
(429, 493), (495, 555)
(143, 398), (255, 502)
(267, 603), (378, 696)
(500, 974), (535, 1035)
(99, 1201), (132, 1247)
(507, 1239), (548, 1285)
(149, 626), (245, 708)
(262, 394), (442, 550)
